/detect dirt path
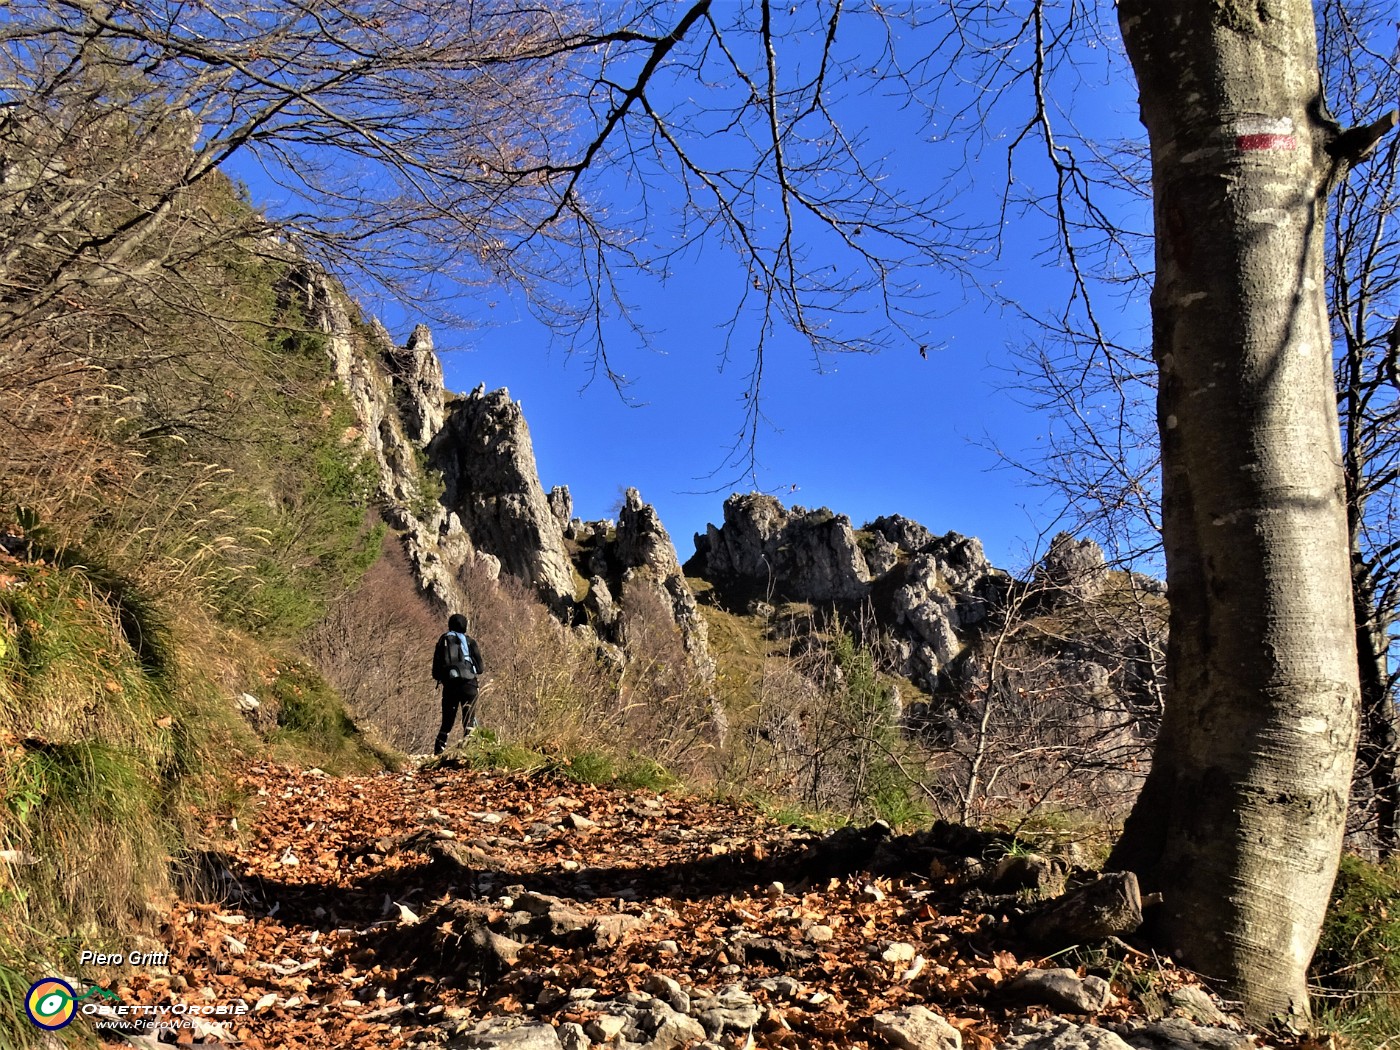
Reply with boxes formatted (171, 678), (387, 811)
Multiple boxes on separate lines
(90, 761), (1260, 1050)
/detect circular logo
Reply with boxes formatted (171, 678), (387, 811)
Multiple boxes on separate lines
(25, 978), (76, 1030)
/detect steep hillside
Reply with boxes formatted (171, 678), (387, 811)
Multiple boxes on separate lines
(0, 154), (729, 1048)
(0, 204), (404, 1045)
(297, 283), (723, 762)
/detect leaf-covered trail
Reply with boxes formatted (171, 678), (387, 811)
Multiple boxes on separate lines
(105, 761), (1254, 1050)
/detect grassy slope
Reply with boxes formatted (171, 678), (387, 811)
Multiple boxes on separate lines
(0, 173), (396, 1047)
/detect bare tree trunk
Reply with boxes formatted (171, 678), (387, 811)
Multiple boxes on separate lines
(1109, 0), (1361, 1021)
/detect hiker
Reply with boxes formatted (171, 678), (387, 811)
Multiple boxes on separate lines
(432, 612), (483, 755)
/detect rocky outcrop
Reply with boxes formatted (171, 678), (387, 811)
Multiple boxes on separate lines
(889, 534), (1007, 684)
(1038, 532), (1108, 602)
(616, 489), (715, 685)
(691, 495), (871, 602)
(687, 491), (1168, 808)
(615, 489), (681, 578)
(427, 387), (578, 614)
(868, 514), (935, 554)
(691, 494), (1017, 692)
(570, 489), (715, 688)
(292, 261), (720, 728)
(383, 323), (446, 447)
(325, 313), (714, 683)
(293, 264), (472, 613)
(891, 557), (965, 680)
(547, 486), (573, 532)
(584, 575), (620, 634)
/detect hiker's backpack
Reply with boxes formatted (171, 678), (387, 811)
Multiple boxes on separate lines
(441, 631), (477, 681)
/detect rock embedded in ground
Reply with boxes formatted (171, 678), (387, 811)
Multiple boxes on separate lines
(584, 1013), (628, 1042)
(754, 975), (802, 1000)
(1000, 1019), (1136, 1050)
(1113, 1019), (1253, 1050)
(1008, 968), (1114, 1013)
(644, 973), (691, 1014)
(805, 923), (836, 943)
(640, 998), (708, 1049)
(991, 853), (1068, 897)
(870, 1004), (964, 1050)
(450, 1018), (563, 1049)
(880, 941), (919, 964)
(459, 924), (520, 973)
(691, 986), (762, 1036)
(590, 911), (646, 946)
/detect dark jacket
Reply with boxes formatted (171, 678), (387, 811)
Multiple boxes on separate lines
(432, 631), (483, 684)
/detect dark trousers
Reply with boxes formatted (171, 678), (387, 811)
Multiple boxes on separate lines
(434, 679), (479, 754)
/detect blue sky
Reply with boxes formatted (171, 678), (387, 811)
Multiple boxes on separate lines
(425, 7), (1147, 574)
(230, 3), (1151, 574)
(422, 196), (1147, 574)
(428, 258), (1056, 570)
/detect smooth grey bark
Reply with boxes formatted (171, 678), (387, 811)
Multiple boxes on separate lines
(1108, 0), (1361, 1021)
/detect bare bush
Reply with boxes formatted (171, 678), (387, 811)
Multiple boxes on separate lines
(411, 554), (724, 776)
(734, 612), (938, 826)
(308, 529), (445, 753)
(615, 576), (721, 779)
(914, 572), (1165, 830)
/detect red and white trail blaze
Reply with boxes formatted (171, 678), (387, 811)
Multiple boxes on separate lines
(1233, 117), (1298, 151)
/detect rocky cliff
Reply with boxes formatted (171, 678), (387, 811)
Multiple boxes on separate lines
(689, 493), (1163, 714)
(300, 257), (1155, 742)
(426, 386), (578, 615)
(570, 487), (716, 683)
(297, 264), (715, 691)
(295, 266), (477, 616)
(689, 494), (1009, 689)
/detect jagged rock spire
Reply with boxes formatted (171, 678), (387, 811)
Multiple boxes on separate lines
(426, 387), (577, 615)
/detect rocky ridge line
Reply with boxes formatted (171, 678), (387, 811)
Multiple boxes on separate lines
(689, 494), (1165, 735)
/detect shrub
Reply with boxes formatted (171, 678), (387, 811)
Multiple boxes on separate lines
(563, 749), (618, 785)
(307, 527), (450, 753)
(736, 620), (933, 827)
(558, 751), (678, 791)
(446, 557), (717, 777)
(1313, 854), (1400, 1046)
(266, 658), (397, 773)
(435, 728), (548, 774)
(615, 755), (679, 792)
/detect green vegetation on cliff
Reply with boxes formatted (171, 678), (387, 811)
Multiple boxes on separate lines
(0, 162), (394, 1046)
